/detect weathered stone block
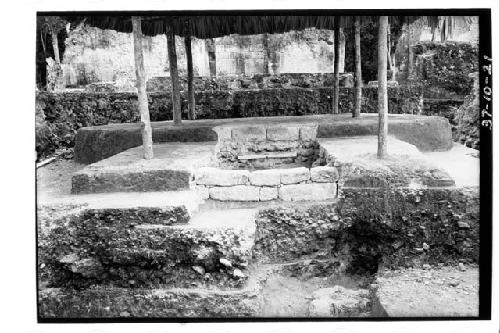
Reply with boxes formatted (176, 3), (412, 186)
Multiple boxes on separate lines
(280, 167), (310, 184)
(209, 185), (260, 201)
(195, 167), (249, 186)
(299, 125), (318, 141)
(266, 126), (299, 141)
(194, 185), (209, 200)
(279, 183), (337, 201)
(231, 126), (266, 141)
(311, 166), (339, 183)
(214, 126), (232, 141)
(259, 187), (278, 201)
(249, 170), (281, 186)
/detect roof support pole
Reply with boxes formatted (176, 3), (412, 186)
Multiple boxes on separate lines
(332, 17), (341, 114)
(184, 20), (196, 120)
(377, 16), (389, 159)
(132, 16), (154, 160)
(353, 16), (362, 118)
(166, 20), (182, 125)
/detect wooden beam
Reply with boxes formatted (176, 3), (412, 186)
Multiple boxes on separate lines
(377, 16), (389, 159)
(332, 17), (341, 114)
(184, 20), (196, 120)
(166, 20), (182, 125)
(132, 16), (154, 159)
(353, 16), (362, 118)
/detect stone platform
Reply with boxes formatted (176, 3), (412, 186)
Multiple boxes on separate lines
(75, 114), (453, 164)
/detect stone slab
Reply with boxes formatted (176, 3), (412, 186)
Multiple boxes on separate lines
(310, 166), (339, 183)
(231, 126), (266, 141)
(195, 167), (249, 186)
(278, 183), (337, 201)
(209, 185), (260, 201)
(280, 167), (310, 184)
(249, 169), (282, 186)
(259, 187), (279, 201)
(71, 143), (215, 194)
(266, 126), (299, 141)
(299, 125), (318, 141)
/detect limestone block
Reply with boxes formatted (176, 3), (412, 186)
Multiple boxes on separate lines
(231, 126), (266, 141)
(194, 185), (209, 200)
(280, 167), (310, 184)
(266, 126), (299, 141)
(309, 286), (371, 317)
(311, 166), (340, 183)
(195, 167), (249, 186)
(213, 126), (232, 141)
(299, 125), (318, 141)
(259, 187), (279, 201)
(209, 185), (260, 201)
(279, 183), (337, 201)
(249, 169), (282, 186)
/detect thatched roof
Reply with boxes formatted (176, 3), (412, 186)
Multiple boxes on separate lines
(62, 14), (433, 39)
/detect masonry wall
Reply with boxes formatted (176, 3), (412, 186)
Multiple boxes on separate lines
(60, 26), (344, 88)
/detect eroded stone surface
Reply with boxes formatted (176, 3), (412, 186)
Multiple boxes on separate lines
(266, 126), (299, 141)
(231, 126), (266, 141)
(209, 185), (260, 201)
(279, 183), (336, 201)
(195, 167), (249, 186)
(249, 170), (282, 186)
(310, 166), (339, 183)
(280, 167), (310, 184)
(309, 286), (371, 317)
(299, 126), (318, 141)
(259, 187), (279, 201)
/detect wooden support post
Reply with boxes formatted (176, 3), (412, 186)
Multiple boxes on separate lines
(377, 16), (389, 159)
(332, 17), (341, 114)
(166, 21), (182, 125)
(353, 16), (362, 118)
(132, 16), (154, 159)
(184, 20), (196, 120)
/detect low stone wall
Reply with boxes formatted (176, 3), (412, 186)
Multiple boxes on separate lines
(146, 73), (355, 92)
(194, 166), (339, 202)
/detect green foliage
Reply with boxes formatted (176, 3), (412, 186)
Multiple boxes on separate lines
(413, 41), (478, 96)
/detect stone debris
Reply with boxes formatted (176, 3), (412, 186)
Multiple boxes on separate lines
(219, 258), (232, 268)
(308, 286), (371, 317)
(192, 266), (205, 275)
(232, 268), (246, 279)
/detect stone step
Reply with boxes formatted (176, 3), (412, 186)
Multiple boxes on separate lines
(39, 207), (257, 290)
(71, 142), (214, 194)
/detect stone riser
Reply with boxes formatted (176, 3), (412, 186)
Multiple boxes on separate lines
(71, 169), (192, 194)
(195, 166), (339, 202)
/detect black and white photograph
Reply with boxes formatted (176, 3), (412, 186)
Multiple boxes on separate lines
(2, 0), (496, 330)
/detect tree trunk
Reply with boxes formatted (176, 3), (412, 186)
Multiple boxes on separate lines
(387, 24), (396, 81)
(262, 33), (270, 75)
(408, 33), (414, 78)
(166, 21), (182, 125)
(332, 17), (341, 114)
(206, 38), (217, 77)
(353, 16), (362, 118)
(50, 30), (60, 65)
(184, 20), (196, 120)
(377, 16), (389, 159)
(132, 16), (154, 159)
